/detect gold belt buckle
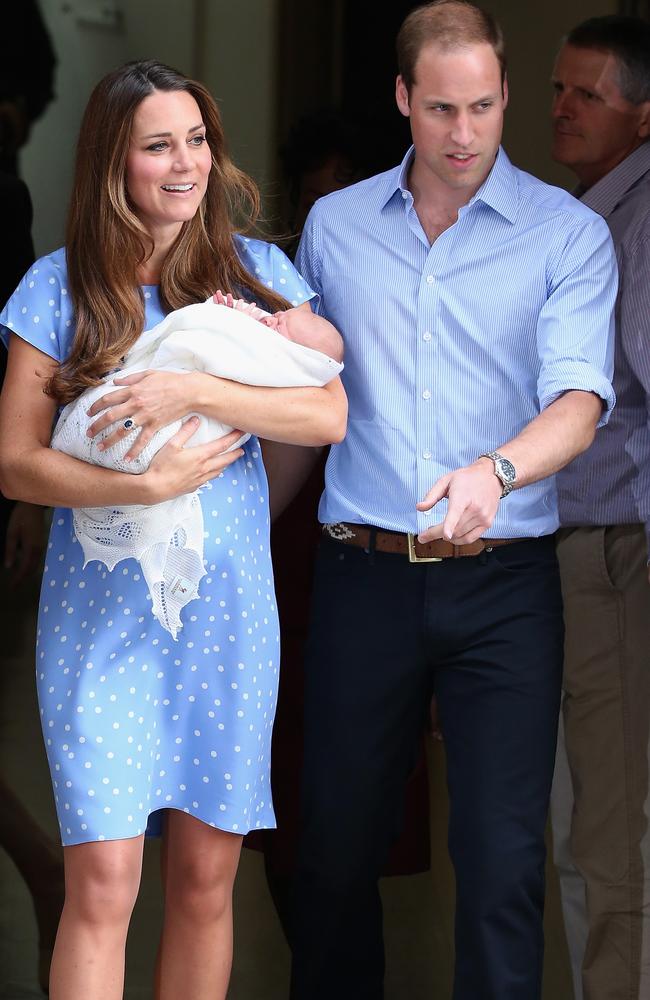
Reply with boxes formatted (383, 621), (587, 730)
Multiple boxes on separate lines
(407, 533), (443, 563)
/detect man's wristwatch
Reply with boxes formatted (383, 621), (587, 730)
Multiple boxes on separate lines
(480, 451), (517, 498)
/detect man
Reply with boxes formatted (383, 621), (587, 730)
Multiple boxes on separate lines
(277, 3), (617, 997)
(549, 16), (650, 1000)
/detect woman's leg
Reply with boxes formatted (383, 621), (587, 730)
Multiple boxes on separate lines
(49, 835), (144, 1000)
(156, 811), (243, 1000)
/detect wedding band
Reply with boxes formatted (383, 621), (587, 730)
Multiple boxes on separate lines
(123, 417), (136, 431)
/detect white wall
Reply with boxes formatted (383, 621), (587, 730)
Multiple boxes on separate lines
(22, 0), (198, 256)
(197, 0), (281, 205)
(22, 0), (280, 257)
(495, 0), (618, 186)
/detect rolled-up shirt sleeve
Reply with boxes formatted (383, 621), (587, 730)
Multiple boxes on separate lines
(536, 214), (617, 425)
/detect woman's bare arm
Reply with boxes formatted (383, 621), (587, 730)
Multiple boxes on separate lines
(85, 302), (348, 459)
(0, 337), (244, 507)
(190, 373), (347, 447)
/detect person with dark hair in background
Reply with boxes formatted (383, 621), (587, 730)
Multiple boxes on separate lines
(0, 0), (56, 175)
(0, 58), (345, 1000)
(549, 15), (650, 1000)
(261, 2), (618, 997)
(280, 108), (368, 242)
(0, 167), (62, 996)
(0, 171), (45, 575)
(245, 107), (432, 940)
(0, 7), (58, 980)
(0, 0), (55, 573)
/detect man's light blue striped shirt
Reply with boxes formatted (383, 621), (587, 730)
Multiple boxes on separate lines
(296, 146), (617, 537)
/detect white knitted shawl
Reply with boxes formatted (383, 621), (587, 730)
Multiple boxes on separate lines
(51, 301), (343, 638)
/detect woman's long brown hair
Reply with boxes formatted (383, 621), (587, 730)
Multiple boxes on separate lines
(48, 60), (290, 404)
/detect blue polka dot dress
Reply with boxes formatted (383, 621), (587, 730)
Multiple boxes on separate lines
(0, 238), (314, 846)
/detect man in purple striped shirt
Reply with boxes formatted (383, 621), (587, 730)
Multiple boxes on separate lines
(550, 16), (650, 1000)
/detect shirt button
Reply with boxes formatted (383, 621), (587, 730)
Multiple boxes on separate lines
(426, 274), (435, 284)
(423, 331), (432, 341)
(422, 389), (431, 400)
(422, 450), (432, 460)
(401, 190), (408, 199)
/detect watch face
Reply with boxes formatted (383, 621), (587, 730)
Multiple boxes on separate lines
(497, 457), (516, 484)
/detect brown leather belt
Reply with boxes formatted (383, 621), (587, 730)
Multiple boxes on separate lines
(323, 522), (525, 563)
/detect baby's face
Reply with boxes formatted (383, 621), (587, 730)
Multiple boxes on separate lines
(262, 308), (342, 360)
(261, 310), (301, 341)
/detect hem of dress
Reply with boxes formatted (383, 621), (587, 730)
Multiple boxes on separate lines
(59, 804), (277, 847)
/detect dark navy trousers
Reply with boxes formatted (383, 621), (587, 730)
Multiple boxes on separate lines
(289, 534), (564, 1000)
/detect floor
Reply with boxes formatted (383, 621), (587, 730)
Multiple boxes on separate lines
(0, 573), (574, 999)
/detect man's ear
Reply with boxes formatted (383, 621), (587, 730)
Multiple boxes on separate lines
(502, 73), (509, 111)
(395, 75), (411, 118)
(637, 100), (650, 140)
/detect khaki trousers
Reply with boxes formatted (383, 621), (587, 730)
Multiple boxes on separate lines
(552, 525), (650, 1000)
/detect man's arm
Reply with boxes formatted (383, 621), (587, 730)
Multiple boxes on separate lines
(417, 388), (603, 543)
(420, 211), (617, 545)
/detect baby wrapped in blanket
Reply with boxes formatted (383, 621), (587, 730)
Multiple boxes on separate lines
(51, 295), (343, 637)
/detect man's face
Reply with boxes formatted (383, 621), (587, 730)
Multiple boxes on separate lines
(395, 42), (507, 200)
(551, 44), (650, 187)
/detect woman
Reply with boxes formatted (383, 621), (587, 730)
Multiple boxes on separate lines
(0, 60), (346, 1000)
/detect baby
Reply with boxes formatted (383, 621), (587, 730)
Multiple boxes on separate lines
(51, 294), (344, 637)
(215, 290), (343, 359)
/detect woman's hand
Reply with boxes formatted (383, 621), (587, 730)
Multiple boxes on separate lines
(143, 418), (245, 503)
(86, 369), (198, 460)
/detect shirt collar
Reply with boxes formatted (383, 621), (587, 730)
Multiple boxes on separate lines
(579, 142), (650, 217)
(378, 146), (415, 209)
(382, 145), (518, 223)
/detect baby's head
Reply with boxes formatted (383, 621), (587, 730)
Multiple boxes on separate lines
(263, 308), (343, 362)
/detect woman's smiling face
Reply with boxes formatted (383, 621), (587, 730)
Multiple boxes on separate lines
(126, 88), (212, 241)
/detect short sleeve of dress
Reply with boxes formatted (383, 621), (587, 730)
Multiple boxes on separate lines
(0, 248), (74, 363)
(235, 236), (316, 308)
(295, 207), (324, 313)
